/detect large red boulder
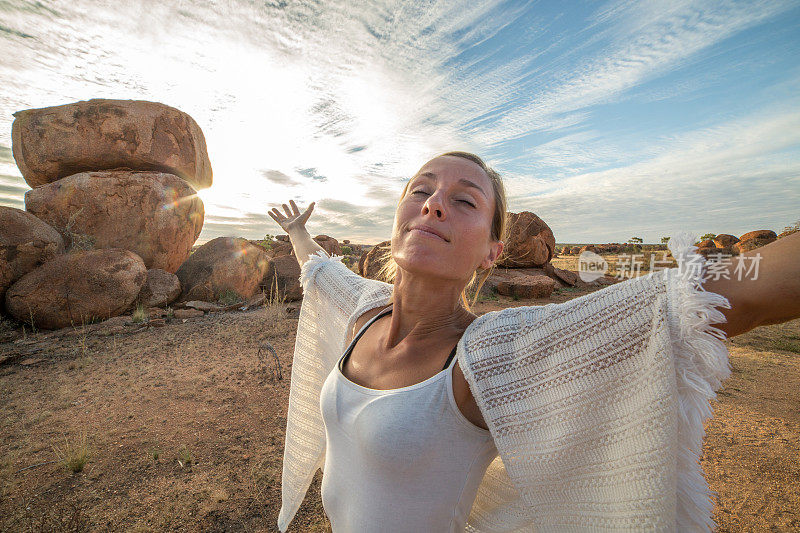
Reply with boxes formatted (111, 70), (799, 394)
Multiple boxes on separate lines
(25, 170), (204, 272)
(497, 212), (555, 268)
(739, 229), (777, 242)
(733, 237), (776, 254)
(4, 248), (146, 329)
(175, 237), (270, 302)
(11, 98), (213, 190)
(0, 206), (65, 302)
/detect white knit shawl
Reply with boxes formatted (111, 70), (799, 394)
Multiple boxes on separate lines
(277, 231), (732, 532)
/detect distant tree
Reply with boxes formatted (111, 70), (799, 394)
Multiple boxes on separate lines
(660, 236), (671, 244)
(700, 233), (716, 241)
(628, 236), (643, 244)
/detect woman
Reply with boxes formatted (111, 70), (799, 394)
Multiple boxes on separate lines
(270, 152), (800, 532)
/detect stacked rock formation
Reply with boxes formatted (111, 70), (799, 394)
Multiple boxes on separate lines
(2, 98), (212, 328)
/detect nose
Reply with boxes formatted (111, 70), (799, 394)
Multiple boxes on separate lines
(422, 192), (445, 219)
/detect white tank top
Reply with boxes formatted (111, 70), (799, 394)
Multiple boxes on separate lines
(319, 305), (498, 532)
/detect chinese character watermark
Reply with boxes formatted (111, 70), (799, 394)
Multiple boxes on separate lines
(578, 250), (762, 282)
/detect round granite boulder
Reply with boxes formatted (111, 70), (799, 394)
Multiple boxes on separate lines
(25, 170), (204, 273)
(5, 248), (146, 329)
(0, 206), (65, 301)
(175, 237), (270, 302)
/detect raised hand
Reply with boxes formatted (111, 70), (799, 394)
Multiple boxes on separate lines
(267, 199), (315, 235)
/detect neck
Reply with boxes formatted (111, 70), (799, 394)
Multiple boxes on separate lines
(383, 267), (477, 352)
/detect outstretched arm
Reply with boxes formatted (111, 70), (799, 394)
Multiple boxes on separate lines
(704, 231), (800, 338)
(267, 200), (328, 268)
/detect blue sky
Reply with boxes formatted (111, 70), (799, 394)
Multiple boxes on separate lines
(1, 0), (798, 244)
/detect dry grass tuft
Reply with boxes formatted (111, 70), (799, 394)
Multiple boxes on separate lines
(52, 431), (91, 473)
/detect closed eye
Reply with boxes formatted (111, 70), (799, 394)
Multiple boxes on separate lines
(411, 190), (475, 208)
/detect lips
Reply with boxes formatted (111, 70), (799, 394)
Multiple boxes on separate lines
(409, 224), (449, 242)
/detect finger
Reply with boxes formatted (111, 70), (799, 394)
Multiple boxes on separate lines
(300, 201), (314, 223)
(289, 199), (299, 214)
(282, 203), (292, 217)
(268, 208), (282, 220)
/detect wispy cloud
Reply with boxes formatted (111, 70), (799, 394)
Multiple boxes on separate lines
(0, 0), (797, 245)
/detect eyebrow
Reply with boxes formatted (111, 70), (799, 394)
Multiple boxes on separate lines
(413, 172), (488, 198)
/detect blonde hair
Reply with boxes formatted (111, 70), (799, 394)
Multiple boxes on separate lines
(374, 151), (508, 312)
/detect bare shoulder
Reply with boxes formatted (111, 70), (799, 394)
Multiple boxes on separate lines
(347, 304), (392, 345)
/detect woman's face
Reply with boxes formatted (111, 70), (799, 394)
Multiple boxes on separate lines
(391, 155), (503, 282)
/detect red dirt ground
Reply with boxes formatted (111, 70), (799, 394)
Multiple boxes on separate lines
(1, 283), (798, 532)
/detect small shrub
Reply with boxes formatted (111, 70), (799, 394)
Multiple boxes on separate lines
(218, 289), (244, 306)
(341, 245), (352, 255)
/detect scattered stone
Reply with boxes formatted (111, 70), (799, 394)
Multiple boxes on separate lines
(135, 269), (182, 307)
(174, 308), (204, 319)
(183, 301), (220, 312)
(496, 274), (557, 299)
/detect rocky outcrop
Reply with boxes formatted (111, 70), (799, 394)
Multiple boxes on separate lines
(135, 268), (181, 308)
(11, 98), (213, 190)
(4, 249), (146, 329)
(359, 241), (391, 280)
(739, 230), (777, 242)
(0, 206), (64, 301)
(25, 170), (204, 272)
(313, 235), (342, 256)
(497, 211), (555, 268)
(712, 234), (739, 248)
(175, 237), (270, 302)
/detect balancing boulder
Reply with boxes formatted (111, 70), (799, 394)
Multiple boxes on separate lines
(11, 98), (213, 190)
(25, 170), (204, 273)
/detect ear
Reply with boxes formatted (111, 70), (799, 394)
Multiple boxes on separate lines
(479, 240), (504, 270)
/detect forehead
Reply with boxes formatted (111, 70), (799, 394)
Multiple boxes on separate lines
(413, 156), (492, 194)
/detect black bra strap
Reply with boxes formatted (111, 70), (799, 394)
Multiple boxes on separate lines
(340, 305), (459, 372)
(441, 344), (458, 371)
